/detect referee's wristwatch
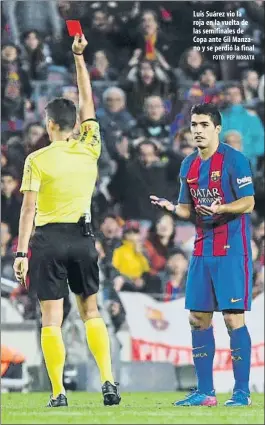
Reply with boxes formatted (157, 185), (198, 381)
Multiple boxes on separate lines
(15, 252), (28, 258)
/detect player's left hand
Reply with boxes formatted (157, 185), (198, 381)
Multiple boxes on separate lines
(195, 199), (222, 216)
(13, 257), (28, 287)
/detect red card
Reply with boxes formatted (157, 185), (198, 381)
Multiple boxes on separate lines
(66, 20), (83, 37)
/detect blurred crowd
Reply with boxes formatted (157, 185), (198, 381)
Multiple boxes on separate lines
(1, 1), (264, 331)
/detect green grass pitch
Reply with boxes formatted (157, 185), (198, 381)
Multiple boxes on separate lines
(1, 392), (264, 424)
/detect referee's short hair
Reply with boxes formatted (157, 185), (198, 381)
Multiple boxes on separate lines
(191, 103), (222, 127)
(45, 97), (77, 131)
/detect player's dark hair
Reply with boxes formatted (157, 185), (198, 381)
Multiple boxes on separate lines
(45, 98), (77, 131)
(191, 103), (222, 127)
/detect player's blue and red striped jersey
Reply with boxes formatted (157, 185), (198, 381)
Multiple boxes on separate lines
(178, 143), (255, 257)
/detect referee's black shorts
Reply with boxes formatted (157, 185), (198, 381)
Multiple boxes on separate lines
(28, 223), (99, 301)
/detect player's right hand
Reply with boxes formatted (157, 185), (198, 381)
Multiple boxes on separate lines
(72, 34), (88, 55)
(150, 195), (175, 212)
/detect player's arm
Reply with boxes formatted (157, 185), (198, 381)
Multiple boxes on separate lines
(72, 34), (95, 121)
(220, 153), (255, 214)
(198, 153), (255, 216)
(218, 196), (255, 214)
(17, 191), (37, 253)
(72, 34), (101, 159)
(150, 198), (192, 219)
(150, 166), (193, 219)
(17, 155), (40, 252)
(14, 155), (40, 285)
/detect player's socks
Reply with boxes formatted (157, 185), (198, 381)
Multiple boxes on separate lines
(192, 326), (215, 395)
(41, 326), (66, 398)
(229, 325), (251, 394)
(85, 318), (114, 385)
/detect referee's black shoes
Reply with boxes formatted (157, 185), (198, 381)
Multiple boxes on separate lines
(102, 381), (121, 406)
(46, 393), (68, 407)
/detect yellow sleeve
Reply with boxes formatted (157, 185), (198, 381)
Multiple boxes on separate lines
(78, 119), (101, 159)
(20, 154), (41, 193)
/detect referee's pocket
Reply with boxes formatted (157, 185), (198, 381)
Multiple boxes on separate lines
(30, 230), (47, 248)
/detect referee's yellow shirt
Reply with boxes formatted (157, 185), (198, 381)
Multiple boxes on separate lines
(20, 119), (101, 226)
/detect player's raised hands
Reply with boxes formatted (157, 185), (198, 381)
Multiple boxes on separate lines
(72, 34), (88, 55)
(150, 195), (175, 212)
(195, 199), (222, 216)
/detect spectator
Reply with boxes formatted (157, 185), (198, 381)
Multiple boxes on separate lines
(114, 272), (163, 298)
(90, 50), (118, 81)
(178, 141), (195, 158)
(1, 222), (15, 281)
(112, 223), (150, 280)
(253, 219), (265, 247)
(220, 83), (264, 168)
(160, 249), (188, 301)
(133, 10), (177, 67)
(60, 85), (79, 106)
(180, 66), (223, 126)
(172, 127), (194, 154)
(96, 87), (137, 158)
(258, 74), (264, 102)
(1, 145), (9, 168)
(188, 67), (223, 105)
(241, 69), (260, 104)
(20, 30), (53, 80)
(98, 214), (123, 262)
(122, 58), (175, 118)
(144, 213), (176, 275)
(106, 291), (126, 333)
(257, 74), (264, 125)
(1, 167), (22, 238)
(83, 8), (129, 69)
(3, 0), (62, 45)
(2, 135), (24, 180)
(251, 238), (264, 299)
(1, 43), (32, 135)
(175, 48), (211, 86)
(253, 155), (264, 218)
(109, 140), (182, 222)
(24, 121), (46, 148)
(137, 96), (171, 149)
(224, 130), (243, 152)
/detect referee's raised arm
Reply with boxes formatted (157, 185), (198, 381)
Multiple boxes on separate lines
(72, 34), (95, 121)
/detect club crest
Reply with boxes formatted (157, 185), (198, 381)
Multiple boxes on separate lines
(211, 171), (221, 182)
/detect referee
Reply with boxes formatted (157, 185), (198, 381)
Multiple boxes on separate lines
(13, 34), (121, 408)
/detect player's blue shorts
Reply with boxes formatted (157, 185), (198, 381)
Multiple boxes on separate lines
(185, 255), (253, 311)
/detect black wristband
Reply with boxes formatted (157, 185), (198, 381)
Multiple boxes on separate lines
(15, 252), (28, 258)
(72, 51), (83, 56)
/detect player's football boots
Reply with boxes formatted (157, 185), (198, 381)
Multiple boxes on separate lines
(224, 390), (251, 407)
(102, 381), (121, 406)
(173, 388), (217, 406)
(46, 393), (68, 407)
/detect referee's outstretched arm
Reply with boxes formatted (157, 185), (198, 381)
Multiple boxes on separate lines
(72, 34), (95, 121)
